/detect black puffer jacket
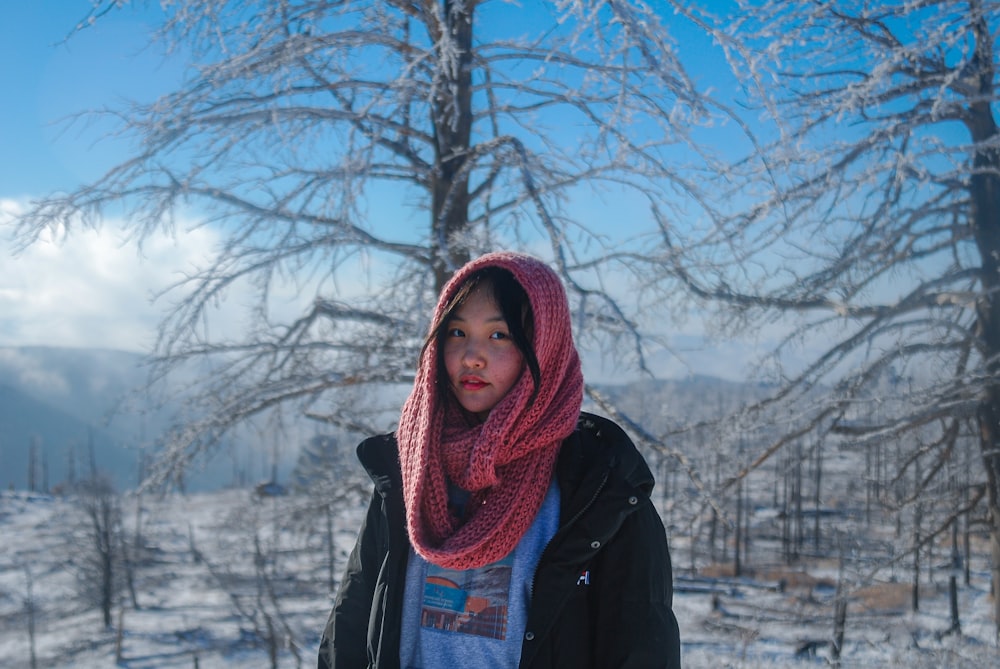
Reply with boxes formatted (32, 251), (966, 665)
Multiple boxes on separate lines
(318, 412), (681, 668)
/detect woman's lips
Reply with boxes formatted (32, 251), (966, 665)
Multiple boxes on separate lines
(460, 376), (487, 390)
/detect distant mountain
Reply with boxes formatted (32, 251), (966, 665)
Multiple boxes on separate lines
(0, 348), (147, 490)
(0, 346), (150, 423)
(0, 346), (770, 493)
(0, 346), (338, 492)
(0, 346), (216, 491)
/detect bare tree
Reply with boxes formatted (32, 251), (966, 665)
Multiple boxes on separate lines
(21, 564), (38, 669)
(28, 436), (39, 492)
(73, 474), (125, 629)
(13, 0), (718, 487)
(289, 432), (368, 591)
(656, 0), (1000, 633)
(190, 496), (307, 667)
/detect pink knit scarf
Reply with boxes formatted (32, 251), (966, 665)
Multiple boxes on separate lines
(397, 252), (584, 570)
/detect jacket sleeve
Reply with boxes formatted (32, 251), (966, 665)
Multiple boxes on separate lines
(318, 487), (385, 669)
(594, 500), (681, 669)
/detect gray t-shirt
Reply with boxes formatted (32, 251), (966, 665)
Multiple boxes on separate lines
(399, 482), (560, 669)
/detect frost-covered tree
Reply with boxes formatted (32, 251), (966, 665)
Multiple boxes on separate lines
(290, 432), (368, 590)
(73, 474), (124, 629)
(291, 434), (354, 490)
(659, 0), (1000, 632)
(14, 0), (716, 485)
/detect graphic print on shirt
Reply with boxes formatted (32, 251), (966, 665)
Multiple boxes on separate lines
(420, 553), (514, 640)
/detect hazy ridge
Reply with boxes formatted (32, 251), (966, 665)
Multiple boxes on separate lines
(0, 345), (764, 492)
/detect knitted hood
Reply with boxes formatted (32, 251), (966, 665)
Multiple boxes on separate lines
(396, 251), (584, 569)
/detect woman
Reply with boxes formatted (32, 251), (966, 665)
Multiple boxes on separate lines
(318, 251), (681, 668)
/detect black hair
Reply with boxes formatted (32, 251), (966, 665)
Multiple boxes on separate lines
(423, 266), (541, 400)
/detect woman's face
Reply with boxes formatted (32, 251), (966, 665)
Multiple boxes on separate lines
(442, 285), (526, 422)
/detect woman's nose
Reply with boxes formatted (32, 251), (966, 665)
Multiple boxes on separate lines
(461, 339), (486, 367)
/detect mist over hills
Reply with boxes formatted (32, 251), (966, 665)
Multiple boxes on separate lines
(0, 345), (766, 492)
(0, 347), (146, 490)
(1, 381), (100, 488)
(0, 346), (226, 491)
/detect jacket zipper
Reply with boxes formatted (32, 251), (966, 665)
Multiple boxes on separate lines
(529, 465), (611, 601)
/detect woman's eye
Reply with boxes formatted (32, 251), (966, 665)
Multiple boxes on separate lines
(447, 327), (464, 338)
(490, 331), (509, 340)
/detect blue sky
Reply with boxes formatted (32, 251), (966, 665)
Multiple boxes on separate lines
(1, 3), (180, 196)
(0, 3), (218, 353)
(1, 3), (89, 196)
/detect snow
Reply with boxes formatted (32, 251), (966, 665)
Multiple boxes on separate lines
(2, 487), (999, 668)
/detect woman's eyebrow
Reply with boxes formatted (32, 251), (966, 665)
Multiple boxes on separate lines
(448, 313), (506, 323)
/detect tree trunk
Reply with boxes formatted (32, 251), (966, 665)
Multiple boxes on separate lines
(28, 438), (38, 492)
(115, 606), (125, 664)
(966, 13), (1000, 636)
(23, 565), (37, 669)
(734, 478), (743, 577)
(781, 451), (789, 563)
(430, 1), (475, 291)
(912, 496), (921, 613)
(326, 503), (336, 593)
(708, 507), (718, 564)
(832, 537), (847, 668)
(101, 514), (114, 628)
(964, 509), (972, 587)
(743, 479), (751, 569)
(813, 441), (822, 551)
(793, 442), (803, 561)
(710, 451), (720, 563)
(949, 519), (962, 635)
(865, 443), (872, 526)
(129, 496), (142, 609)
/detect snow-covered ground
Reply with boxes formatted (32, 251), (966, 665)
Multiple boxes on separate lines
(1, 487), (998, 668)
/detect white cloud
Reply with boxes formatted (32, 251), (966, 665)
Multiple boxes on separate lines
(1, 199), (219, 353)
